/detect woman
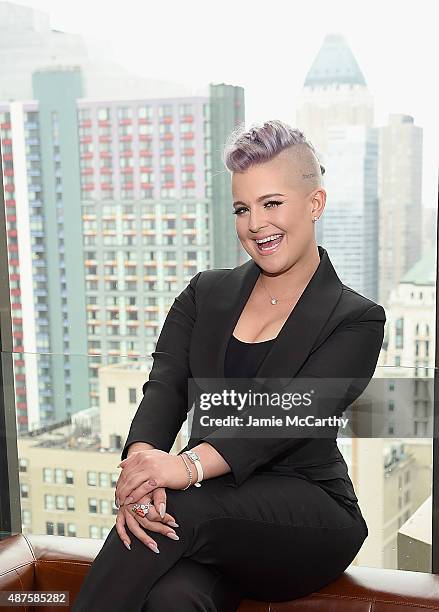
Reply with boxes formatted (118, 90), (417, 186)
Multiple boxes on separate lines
(72, 120), (386, 611)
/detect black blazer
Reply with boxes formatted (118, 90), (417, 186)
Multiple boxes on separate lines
(121, 245), (386, 506)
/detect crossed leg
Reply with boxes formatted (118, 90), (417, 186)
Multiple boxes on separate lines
(72, 471), (367, 612)
(143, 558), (243, 612)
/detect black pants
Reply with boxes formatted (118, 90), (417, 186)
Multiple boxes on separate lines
(72, 472), (367, 611)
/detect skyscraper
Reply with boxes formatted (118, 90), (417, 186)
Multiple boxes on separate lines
(378, 114), (423, 305)
(296, 33), (374, 159)
(1, 66), (243, 429)
(296, 33), (378, 299)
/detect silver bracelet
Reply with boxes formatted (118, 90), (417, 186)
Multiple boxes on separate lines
(179, 453), (193, 490)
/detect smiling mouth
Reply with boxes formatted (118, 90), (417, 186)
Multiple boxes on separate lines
(254, 234), (284, 253)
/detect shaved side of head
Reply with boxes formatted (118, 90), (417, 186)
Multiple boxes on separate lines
(279, 144), (324, 197)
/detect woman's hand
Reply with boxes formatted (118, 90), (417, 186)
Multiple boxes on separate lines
(116, 488), (180, 554)
(115, 449), (193, 506)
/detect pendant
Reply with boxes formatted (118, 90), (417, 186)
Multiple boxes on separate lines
(271, 298), (278, 305)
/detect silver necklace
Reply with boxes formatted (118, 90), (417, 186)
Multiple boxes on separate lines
(258, 274), (298, 306)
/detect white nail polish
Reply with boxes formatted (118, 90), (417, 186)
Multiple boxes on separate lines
(123, 541), (131, 550)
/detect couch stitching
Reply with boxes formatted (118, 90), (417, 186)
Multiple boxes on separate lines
(32, 560), (93, 567)
(0, 561), (34, 577)
(307, 592), (439, 610)
(14, 567), (31, 612)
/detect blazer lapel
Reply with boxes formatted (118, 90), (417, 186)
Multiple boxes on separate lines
(189, 245), (343, 385)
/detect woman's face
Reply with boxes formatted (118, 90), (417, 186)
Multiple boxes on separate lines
(231, 151), (326, 273)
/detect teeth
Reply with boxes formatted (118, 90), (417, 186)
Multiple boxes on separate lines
(256, 234), (282, 244)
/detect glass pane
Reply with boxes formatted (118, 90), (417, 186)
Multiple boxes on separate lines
(0, 0), (437, 590)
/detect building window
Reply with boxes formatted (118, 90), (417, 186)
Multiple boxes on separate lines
(87, 471), (97, 486)
(42, 467), (53, 483)
(395, 318), (404, 349)
(46, 522), (54, 535)
(98, 108), (110, 121)
(67, 523), (76, 537)
(66, 496), (75, 511)
(55, 495), (65, 510)
(65, 469), (74, 485)
(129, 388), (137, 404)
(99, 472), (110, 487)
(108, 386), (116, 402)
(57, 523), (65, 536)
(19, 458), (28, 473)
(22, 510), (31, 526)
(44, 494), (55, 510)
(88, 498), (98, 513)
(20, 483), (29, 499)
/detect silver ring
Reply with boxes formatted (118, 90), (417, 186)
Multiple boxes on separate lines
(131, 502), (153, 515)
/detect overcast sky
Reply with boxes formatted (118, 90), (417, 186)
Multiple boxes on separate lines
(16, 0), (439, 208)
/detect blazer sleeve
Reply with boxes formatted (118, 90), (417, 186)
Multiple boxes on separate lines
(199, 303), (386, 487)
(120, 271), (202, 460)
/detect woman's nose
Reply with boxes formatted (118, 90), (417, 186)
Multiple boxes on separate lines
(248, 214), (267, 234)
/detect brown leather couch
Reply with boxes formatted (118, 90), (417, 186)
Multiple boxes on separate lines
(2, 532), (439, 611)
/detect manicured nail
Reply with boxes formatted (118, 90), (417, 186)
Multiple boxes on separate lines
(126, 496), (133, 503)
(167, 521), (179, 528)
(148, 542), (160, 553)
(159, 503), (166, 518)
(123, 541), (131, 550)
(166, 532), (179, 540)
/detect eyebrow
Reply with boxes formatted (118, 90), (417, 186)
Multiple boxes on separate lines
(232, 193), (286, 208)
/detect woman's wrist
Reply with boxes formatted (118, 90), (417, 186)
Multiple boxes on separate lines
(178, 453), (199, 489)
(127, 441), (155, 457)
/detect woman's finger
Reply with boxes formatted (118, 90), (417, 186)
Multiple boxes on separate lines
(127, 494), (178, 527)
(151, 487), (167, 518)
(115, 509), (131, 550)
(128, 499), (165, 524)
(121, 480), (159, 505)
(126, 507), (180, 542)
(123, 510), (161, 553)
(118, 471), (162, 505)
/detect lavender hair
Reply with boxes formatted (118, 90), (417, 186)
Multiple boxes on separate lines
(222, 120), (325, 187)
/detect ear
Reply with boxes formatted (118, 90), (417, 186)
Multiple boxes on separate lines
(311, 188), (326, 217)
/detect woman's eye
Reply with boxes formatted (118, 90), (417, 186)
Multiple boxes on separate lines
(232, 201), (282, 215)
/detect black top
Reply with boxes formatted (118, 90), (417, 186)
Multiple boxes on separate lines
(224, 334), (276, 378)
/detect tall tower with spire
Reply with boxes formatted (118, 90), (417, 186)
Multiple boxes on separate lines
(296, 33), (374, 159)
(296, 33), (379, 301)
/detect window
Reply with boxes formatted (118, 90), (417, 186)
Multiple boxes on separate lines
(99, 472), (110, 487)
(44, 495), (55, 511)
(87, 472), (97, 486)
(1, 8), (438, 579)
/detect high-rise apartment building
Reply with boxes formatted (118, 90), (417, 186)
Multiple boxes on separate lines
(0, 66), (244, 430)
